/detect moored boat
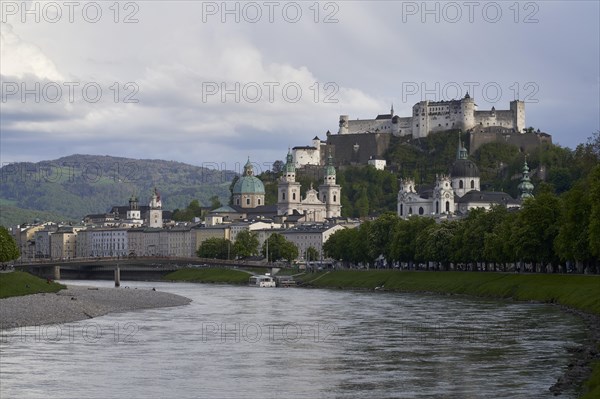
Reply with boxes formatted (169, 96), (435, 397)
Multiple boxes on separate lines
(249, 274), (276, 288)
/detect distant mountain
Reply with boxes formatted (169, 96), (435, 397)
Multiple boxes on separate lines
(0, 154), (234, 223)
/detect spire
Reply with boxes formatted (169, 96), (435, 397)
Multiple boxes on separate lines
(518, 157), (534, 199)
(324, 149), (336, 177)
(456, 131), (468, 160)
(391, 103), (394, 116)
(244, 157), (253, 176)
(284, 148), (295, 173)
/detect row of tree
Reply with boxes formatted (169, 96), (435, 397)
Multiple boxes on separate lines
(324, 164), (600, 273)
(196, 231), (300, 263)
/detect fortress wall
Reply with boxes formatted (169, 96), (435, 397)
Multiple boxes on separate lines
(469, 131), (552, 154)
(474, 110), (515, 129)
(346, 119), (392, 134)
(326, 133), (391, 165)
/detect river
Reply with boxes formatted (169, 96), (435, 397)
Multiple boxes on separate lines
(0, 280), (587, 398)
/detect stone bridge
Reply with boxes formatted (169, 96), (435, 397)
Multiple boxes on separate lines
(16, 257), (272, 281)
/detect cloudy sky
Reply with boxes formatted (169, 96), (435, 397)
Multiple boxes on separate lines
(1, 1), (598, 173)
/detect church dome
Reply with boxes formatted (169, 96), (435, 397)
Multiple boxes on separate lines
(451, 159), (480, 178)
(233, 158), (265, 194)
(451, 135), (480, 178)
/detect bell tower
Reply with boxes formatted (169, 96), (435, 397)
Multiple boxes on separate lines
(148, 187), (163, 228)
(318, 150), (341, 218)
(277, 150), (301, 215)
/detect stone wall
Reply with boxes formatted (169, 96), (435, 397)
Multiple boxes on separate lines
(326, 133), (391, 166)
(469, 129), (552, 154)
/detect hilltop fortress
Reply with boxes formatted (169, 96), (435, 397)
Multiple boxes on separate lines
(292, 93), (550, 167)
(338, 93), (525, 138)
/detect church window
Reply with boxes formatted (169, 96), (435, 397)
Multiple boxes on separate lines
(400, 204), (403, 216)
(246, 198), (250, 205)
(445, 201), (450, 213)
(323, 195), (326, 202)
(282, 192), (286, 200)
(333, 195), (337, 202)
(293, 193), (296, 200)
(408, 207), (413, 215)
(258, 198), (261, 205)
(471, 180), (475, 189)
(459, 180), (464, 189)
(236, 199), (240, 205)
(436, 202), (439, 213)
(418, 207), (424, 215)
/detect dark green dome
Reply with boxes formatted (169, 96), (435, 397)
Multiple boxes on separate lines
(233, 158), (265, 194)
(451, 159), (480, 178)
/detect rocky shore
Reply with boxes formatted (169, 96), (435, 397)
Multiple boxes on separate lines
(0, 285), (191, 330)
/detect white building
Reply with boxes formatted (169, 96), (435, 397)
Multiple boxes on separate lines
(368, 158), (387, 170)
(86, 228), (129, 258)
(398, 138), (521, 218)
(280, 224), (346, 260)
(292, 136), (326, 168)
(339, 95), (525, 138)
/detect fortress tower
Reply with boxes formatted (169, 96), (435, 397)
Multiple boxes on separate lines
(510, 100), (526, 133)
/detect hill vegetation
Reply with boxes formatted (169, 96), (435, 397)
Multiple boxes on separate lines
(0, 154), (232, 223)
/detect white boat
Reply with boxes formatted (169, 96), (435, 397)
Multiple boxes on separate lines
(249, 274), (276, 288)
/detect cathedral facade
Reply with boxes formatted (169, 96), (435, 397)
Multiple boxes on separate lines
(277, 150), (341, 222)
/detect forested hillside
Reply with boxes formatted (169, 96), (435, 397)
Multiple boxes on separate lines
(0, 154), (232, 224)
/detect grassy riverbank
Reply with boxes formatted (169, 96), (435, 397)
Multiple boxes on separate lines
(0, 271), (65, 299)
(164, 268), (251, 284)
(302, 271), (600, 315)
(301, 270), (600, 399)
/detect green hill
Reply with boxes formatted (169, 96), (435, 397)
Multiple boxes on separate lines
(0, 154), (233, 221)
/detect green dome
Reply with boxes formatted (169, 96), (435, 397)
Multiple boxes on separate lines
(233, 176), (265, 194)
(233, 158), (265, 194)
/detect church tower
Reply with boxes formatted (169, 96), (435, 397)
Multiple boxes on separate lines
(148, 187), (163, 228)
(434, 175), (454, 215)
(127, 194), (142, 223)
(277, 150), (301, 216)
(518, 158), (534, 199)
(318, 150), (342, 218)
(451, 134), (480, 197)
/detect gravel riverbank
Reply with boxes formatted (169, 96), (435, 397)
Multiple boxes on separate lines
(0, 285), (191, 330)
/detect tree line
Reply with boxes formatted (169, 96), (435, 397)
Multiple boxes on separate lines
(324, 164), (600, 274)
(197, 231), (300, 263)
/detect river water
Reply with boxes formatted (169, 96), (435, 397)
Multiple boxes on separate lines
(0, 280), (587, 398)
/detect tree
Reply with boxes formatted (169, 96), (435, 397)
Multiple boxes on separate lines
(511, 192), (561, 271)
(262, 233), (298, 263)
(172, 199), (205, 221)
(554, 180), (592, 264)
(390, 217), (435, 267)
(209, 195), (222, 210)
(233, 230), (259, 258)
(306, 246), (319, 262)
(416, 220), (459, 270)
(272, 160), (284, 174)
(368, 212), (399, 263)
(228, 176), (240, 205)
(324, 228), (357, 264)
(197, 237), (231, 259)
(588, 165), (600, 260)
(0, 226), (20, 263)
